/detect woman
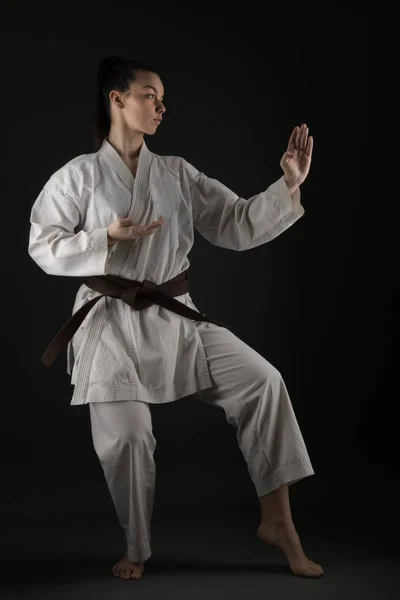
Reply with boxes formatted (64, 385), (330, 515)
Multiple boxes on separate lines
(28, 56), (323, 580)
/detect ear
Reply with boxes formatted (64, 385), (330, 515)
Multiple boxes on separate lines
(109, 90), (125, 109)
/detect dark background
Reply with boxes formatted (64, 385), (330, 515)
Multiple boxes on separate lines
(1, 3), (397, 597)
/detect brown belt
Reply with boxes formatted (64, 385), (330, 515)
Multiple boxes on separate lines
(41, 268), (232, 367)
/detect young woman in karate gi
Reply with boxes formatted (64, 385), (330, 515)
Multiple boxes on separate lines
(28, 56), (323, 580)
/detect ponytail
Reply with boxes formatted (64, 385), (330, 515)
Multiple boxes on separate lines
(93, 86), (111, 152)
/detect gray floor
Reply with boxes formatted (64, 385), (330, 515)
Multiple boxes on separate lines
(2, 455), (399, 598)
(1, 505), (399, 599)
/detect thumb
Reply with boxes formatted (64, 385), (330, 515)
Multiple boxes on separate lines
(280, 153), (293, 169)
(283, 152), (294, 163)
(119, 217), (134, 226)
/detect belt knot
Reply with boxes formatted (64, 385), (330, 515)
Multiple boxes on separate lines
(120, 279), (158, 310)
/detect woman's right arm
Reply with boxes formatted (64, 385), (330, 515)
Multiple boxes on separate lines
(28, 182), (111, 277)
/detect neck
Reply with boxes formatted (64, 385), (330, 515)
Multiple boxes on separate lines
(107, 125), (144, 166)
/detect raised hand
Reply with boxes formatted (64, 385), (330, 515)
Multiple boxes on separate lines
(280, 123), (313, 194)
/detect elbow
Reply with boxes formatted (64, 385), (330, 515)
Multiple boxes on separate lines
(28, 254), (54, 275)
(28, 244), (57, 276)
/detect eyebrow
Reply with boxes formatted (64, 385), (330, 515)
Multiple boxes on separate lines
(142, 85), (164, 99)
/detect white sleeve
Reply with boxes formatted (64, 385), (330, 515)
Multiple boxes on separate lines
(188, 164), (305, 251)
(28, 182), (111, 277)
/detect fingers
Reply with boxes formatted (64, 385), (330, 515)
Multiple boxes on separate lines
(144, 220), (163, 236)
(289, 123), (313, 154)
(120, 217), (163, 228)
(133, 217), (164, 238)
(146, 218), (163, 231)
(110, 216), (164, 241)
(306, 135), (313, 157)
(149, 217), (164, 227)
(295, 123), (306, 149)
(287, 126), (298, 153)
(295, 125), (302, 148)
(300, 124), (309, 150)
(294, 123), (310, 151)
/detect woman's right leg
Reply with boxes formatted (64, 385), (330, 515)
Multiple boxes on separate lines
(89, 400), (156, 565)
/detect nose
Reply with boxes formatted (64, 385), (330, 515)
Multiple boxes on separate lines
(157, 101), (166, 115)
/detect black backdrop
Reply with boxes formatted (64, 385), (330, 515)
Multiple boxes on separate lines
(1, 2), (395, 557)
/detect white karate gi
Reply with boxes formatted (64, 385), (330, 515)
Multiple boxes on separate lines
(28, 138), (305, 407)
(28, 138), (315, 562)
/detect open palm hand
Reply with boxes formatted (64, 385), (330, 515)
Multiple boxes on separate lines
(280, 123), (313, 192)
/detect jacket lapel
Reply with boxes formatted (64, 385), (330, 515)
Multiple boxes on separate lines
(99, 138), (135, 192)
(129, 140), (152, 223)
(99, 138), (153, 224)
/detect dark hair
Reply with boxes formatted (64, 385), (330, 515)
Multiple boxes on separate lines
(93, 55), (157, 151)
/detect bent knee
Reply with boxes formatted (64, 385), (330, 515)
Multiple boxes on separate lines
(252, 362), (283, 389)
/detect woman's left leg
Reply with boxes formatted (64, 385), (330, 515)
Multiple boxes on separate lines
(192, 322), (323, 577)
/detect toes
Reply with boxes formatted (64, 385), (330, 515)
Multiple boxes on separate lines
(311, 563), (324, 575)
(116, 568), (128, 579)
(301, 567), (320, 578)
(130, 571), (141, 579)
(310, 566), (323, 577)
(112, 562), (143, 580)
(292, 562), (324, 578)
(130, 565), (143, 579)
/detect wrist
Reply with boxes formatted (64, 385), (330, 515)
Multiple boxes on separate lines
(284, 177), (299, 197)
(107, 230), (115, 246)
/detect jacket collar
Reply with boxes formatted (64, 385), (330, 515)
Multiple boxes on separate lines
(99, 137), (151, 192)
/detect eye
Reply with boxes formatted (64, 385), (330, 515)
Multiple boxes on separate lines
(146, 94), (156, 100)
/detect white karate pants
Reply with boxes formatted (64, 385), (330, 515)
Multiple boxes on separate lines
(88, 322), (315, 563)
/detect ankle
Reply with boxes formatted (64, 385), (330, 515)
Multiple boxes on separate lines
(260, 514), (292, 526)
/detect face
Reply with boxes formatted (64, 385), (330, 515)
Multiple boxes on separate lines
(109, 70), (166, 135)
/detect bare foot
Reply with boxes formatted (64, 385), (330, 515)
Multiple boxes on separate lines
(112, 554), (145, 580)
(257, 519), (324, 578)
